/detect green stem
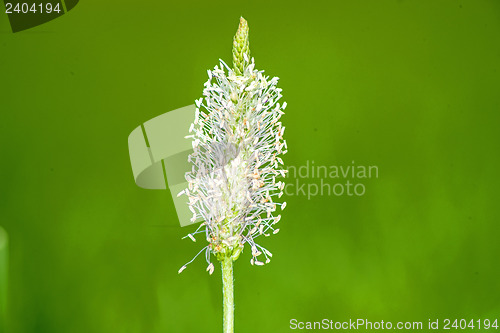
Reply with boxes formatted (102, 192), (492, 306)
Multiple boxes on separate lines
(0, 227), (8, 333)
(221, 257), (234, 333)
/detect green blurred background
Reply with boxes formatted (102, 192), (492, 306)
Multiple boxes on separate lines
(1, 0), (500, 332)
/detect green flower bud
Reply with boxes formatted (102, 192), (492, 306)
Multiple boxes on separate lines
(232, 17), (250, 75)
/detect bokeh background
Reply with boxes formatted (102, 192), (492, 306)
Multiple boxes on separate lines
(1, 0), (500, 332)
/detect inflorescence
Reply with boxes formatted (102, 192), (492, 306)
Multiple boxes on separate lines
(178, 18), (287, 275)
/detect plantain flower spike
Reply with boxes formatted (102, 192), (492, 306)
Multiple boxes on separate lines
(178, 17), (287, 275)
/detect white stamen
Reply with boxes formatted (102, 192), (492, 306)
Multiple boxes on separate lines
(180, 59), (287, 272)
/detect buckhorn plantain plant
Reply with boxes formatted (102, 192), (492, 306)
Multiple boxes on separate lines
(177, 17), (287, 333)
